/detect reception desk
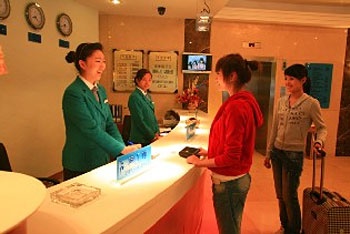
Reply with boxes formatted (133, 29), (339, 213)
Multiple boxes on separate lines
(27, 110), (211, 234)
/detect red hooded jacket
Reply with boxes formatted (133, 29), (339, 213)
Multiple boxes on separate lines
(208, 91), (263, 176)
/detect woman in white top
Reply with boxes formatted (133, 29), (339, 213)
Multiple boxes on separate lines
(264, 64), (327, 234)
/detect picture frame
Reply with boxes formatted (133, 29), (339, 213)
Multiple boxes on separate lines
(113, 49), (144, 92)
(148, 51), (178, 93)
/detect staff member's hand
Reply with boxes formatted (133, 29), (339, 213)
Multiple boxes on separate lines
(121, 144), (142, 155)
(151, 133), (161, 143)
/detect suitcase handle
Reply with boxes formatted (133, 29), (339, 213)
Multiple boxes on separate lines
(311, 133), (327, 204)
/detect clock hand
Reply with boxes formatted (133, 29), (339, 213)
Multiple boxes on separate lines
(32, 15), (39, 22)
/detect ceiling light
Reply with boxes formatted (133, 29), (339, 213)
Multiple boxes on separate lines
(110, 0), (120, 5)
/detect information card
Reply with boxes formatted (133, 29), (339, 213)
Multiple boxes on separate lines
(116, 145), (152, 184)
(186, 122), (196, 140)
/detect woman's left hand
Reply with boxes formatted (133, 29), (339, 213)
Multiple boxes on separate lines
(313, 143), (325, 157)
(186, 155), (201, 166)
(264, 157), (271, 169)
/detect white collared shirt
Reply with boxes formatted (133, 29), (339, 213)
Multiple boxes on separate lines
(136, 86), (147, 96)
(79, 75), (97, 90)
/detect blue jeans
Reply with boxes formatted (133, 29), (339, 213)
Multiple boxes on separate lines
(271, 147), (304, 234)
(212, 173), (251, 234)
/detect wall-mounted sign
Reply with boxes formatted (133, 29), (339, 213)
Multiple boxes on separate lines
(148, 51), (178, 93)
(113, 49), (143, 92)
(306, 63), (333, 109)
(28, 32), (41, 43)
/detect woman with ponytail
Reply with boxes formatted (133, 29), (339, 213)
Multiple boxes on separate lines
(187, 53), (263, 234)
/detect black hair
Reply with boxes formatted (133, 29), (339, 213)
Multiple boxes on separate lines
(284, 64), (311, 94)
(134, 68), (152, 85)
(215, 53), (259, 87)
(65, 42), (103, 74)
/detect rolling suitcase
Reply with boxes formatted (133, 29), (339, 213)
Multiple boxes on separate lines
(302, 148), (350, 234)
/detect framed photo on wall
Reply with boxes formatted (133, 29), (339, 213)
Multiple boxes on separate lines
(148, 51), (178, 93)
(113, 49), (143, 92)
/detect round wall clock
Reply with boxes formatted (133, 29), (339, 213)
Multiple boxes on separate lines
(0, 0), (10, 20)
(56, 13), (73, 37)
(25, 2), (45, 30)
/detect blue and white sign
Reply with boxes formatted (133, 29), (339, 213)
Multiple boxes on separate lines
(186, 122), (196, 140)
(306, 63), (333, 109)
(116, 145), (152, 183)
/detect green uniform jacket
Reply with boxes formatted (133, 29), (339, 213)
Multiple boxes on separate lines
(62, 77), (125, 172)
(128, 89), (159, 145)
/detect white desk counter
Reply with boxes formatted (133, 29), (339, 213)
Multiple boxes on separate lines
(27, 110), (212, 234)
(0, 171), (46, 234)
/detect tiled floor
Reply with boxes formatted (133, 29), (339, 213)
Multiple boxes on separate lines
(200, 151), (350, 234)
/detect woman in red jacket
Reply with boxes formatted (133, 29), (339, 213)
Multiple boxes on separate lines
(187, 53), (263, 234)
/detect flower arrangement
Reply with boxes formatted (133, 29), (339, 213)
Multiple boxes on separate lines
(176, 87), (203, 110)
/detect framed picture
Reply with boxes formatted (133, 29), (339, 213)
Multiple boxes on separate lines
(148, 51), (178, 93)
(113, 49), (143, 92)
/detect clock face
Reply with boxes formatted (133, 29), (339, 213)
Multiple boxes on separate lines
(25, 2), (45, 30)
(56, 13), (72, 36)
(0, 0), (10, 20)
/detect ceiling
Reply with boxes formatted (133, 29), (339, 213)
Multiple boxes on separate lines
(73, 0), (228, 18)
(73, 0), (350, 28)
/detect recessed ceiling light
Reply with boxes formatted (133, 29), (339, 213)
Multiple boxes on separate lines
(111, 0), (120, 5)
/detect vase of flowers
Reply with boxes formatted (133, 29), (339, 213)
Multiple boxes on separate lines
(182, 102), (189, 110)
(176, 87), (203, 111)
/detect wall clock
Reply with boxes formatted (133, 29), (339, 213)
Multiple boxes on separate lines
(56, 13), (72, 37)
(0, 0), (10, 20)
(25, 2), (45, 30)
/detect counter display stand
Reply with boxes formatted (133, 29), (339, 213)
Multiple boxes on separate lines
(27, 110), (212, 234)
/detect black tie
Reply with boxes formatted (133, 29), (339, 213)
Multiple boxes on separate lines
(92, 86), (100, 102)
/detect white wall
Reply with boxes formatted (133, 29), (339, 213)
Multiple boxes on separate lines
(0, 0), (99, 176)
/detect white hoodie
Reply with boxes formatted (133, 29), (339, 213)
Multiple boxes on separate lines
(266, 93), (327, 158)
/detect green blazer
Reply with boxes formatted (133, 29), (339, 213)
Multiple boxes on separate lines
(62, 77), (125, 172)
(128, 88), (159, 145)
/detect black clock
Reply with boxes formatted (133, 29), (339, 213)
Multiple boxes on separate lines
(25, 2), (45, 30)
(56, 13), (72, 37)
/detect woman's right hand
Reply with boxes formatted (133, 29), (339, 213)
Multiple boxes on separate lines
(121, 144), (142, 155)
(264, 157), (271, 169)
(198, 147), (208, 157)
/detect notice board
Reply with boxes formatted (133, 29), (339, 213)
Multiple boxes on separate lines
(113, 50), (143, 92)
(148, 51), (178, 93)
(306, 63), (333, 109)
